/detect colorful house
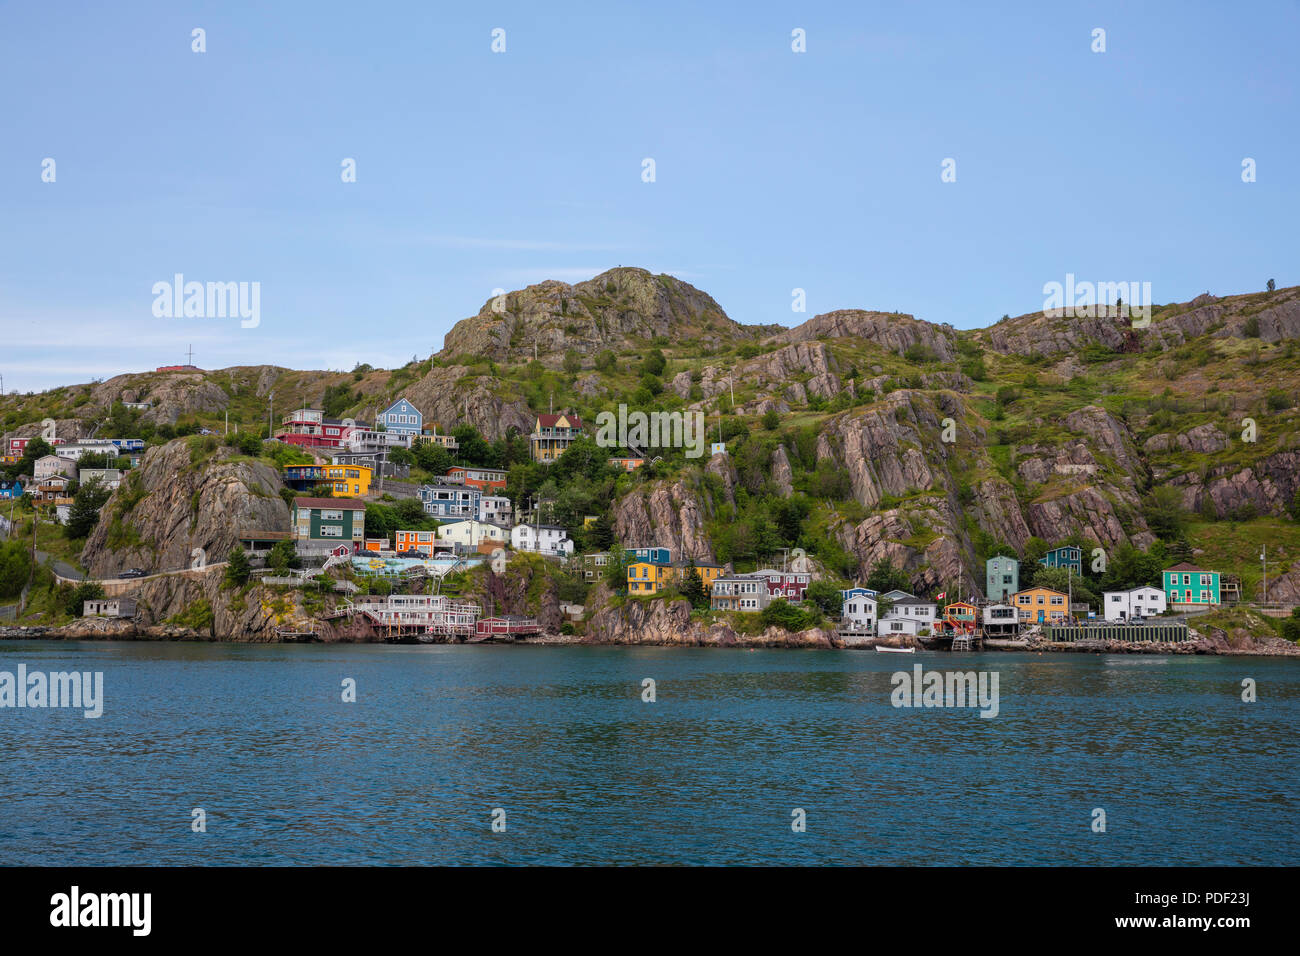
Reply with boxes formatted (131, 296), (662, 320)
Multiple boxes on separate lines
(752, 568), (811, 603)
(291, 497), (366, 546)
(986, 556), (1019, 603)
(446, 466), (508, 492)
(935, 600), (979, 635)
(1039, 546), (1083, 574)
(282, 464), (372, 497)
(393, 530), (441, 554)
(418, 484), (481, 519)
(33, 455), (77, 480)
(1013, 586), (1070, 624)
(691, 563), (724, 594)
(377, 397), (422, 437)
(275, 409), (365, 449)
(412, 424), (459, 451)
(530, 413), (583, 463)
(1162, 564), (1221, 608)
(0, 478), (23, 499)
(608, 456), (645, 472)
(625, 547), (672, 565)
(627, 561), (680, 595)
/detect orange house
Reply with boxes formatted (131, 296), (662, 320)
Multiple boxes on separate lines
(445, 466), (508, 492)
(1013, 587), (1070, 624)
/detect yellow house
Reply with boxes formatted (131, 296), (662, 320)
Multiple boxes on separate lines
(284, 463), (372, 497)
(530, 413), (583, 463)
(694, 564), (724, 594)
(627, 561), (680, 595)
(627, 562), (724, 595)
(1012, 586), (1070, 624)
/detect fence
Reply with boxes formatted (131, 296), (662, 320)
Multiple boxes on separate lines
(1045, 622), (1189, 643)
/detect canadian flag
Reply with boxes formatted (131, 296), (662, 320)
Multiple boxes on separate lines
(936, 591), (947, 600)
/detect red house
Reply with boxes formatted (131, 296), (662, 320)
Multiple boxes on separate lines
(446, 466), (508, 492)
(753, 569), (811, 603)
(275, 409), (364, 449)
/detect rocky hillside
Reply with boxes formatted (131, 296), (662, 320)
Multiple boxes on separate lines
(80, 438), (289, 579)
(6, 270), (1300, 622)
(439, 267), (778, 364)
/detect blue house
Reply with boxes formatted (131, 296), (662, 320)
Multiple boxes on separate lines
(625, 547), (672, 565)
(1039, 546), (1082, 574)
(378, 397), (422, 437)
(0, 478), (23, 499)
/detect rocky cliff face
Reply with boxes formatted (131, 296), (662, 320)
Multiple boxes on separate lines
(769, 309), (959, 362)
(439, 267), (764, 364)
(399, 365), (535, 440)
(81, 439), (289, 578)
(975, 287), (1300, 358)
(585, 596), (836, 648)
(612, 477), (717, 563)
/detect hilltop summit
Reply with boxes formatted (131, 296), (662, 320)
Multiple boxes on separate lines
(438, 267), (775, 363)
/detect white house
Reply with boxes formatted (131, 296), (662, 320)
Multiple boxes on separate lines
(880, 591), (937, 629)
(480, 495), (513, 526)
(511, 524), (574, 555)
(878, 616), (926, 637)
(840, 587), (878, 633)
(55, 440), (120, 461)
(34, 455), (78, 480)
(1102, 586), (1167, 622)
(435, 519), (507, 548)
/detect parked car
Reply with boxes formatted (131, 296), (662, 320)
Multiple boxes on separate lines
(117, 568), (148, 578)
(397, 549), (426, 558)
(1130, 615), (1145, 625)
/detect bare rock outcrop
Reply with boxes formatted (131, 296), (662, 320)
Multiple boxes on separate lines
(612, 478), (716, 562)
(81, 439), (289, 579)
(769, 309), (958, 362)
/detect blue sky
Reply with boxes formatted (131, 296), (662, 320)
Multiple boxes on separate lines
(1, 0), (1296, 392)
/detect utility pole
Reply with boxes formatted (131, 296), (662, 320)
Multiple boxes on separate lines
(268, 391), (274, 440)
(1261, 546), (1267, 604)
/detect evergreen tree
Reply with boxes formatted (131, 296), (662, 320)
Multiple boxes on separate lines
(66, 478), (111, 539)
(681, 561), (707, 609)
(224, 547), (252, 588)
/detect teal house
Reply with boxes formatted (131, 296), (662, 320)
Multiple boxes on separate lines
(1163, 563), (1221, 607)
(986, 556), (1019, 602)
(292, 496), (366, 547)
(1039, 545), (1082, 574)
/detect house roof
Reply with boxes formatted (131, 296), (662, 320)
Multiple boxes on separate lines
(292, 497), (365, 510)
(1164, 563), (1208, 572)
(536, 413), (582, 428)
(1015, 586), (1069, 597)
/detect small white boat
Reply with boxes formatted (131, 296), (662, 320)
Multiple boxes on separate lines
(875, 645), (916, 654)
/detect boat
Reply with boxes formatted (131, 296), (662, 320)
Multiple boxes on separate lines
(875, 645), (916, 654)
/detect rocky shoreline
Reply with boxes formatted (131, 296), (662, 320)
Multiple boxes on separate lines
(3, 618), (1298, 656)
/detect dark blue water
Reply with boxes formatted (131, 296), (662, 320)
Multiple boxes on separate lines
(1, 641), (1296, 865)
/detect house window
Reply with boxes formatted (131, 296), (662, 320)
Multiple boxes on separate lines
(1200, 575), (1209, 586)
(1200, 590), (1208, 602)
(322, 510), (343, 521)
(320, 525), (342, 537)
(1183, 574), (1190, 585)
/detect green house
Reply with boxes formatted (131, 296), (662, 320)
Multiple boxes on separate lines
(1162, 563), (1221, 606)
(292, 496), (366, 546)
